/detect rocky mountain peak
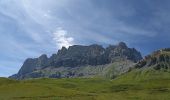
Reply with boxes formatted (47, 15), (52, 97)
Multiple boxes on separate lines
(117, 42), (128, 49)
(57, 47), (67, 56)
(11, 42), (142, 79)
(39, 54), (48, 60)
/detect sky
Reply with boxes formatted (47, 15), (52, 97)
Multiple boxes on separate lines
(0, 0), (170, 77)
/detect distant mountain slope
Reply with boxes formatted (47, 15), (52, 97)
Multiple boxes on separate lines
(11, 60), (135, 79)
(135, 48), (170, 70)
(10, 42), (142, 79)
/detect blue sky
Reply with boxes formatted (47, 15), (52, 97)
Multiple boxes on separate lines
(0, 0), (170, 77)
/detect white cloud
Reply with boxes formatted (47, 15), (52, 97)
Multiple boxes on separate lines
(53, 28), (74, 48)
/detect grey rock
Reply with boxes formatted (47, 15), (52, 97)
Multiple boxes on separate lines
(18, 54), (48, 75)
(10, 42), (142, 79)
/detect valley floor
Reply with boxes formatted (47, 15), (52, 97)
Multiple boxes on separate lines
(1, 69), (170, 100)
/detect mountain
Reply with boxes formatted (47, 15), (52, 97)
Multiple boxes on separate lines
(5, 45), (170, 100)
(10, 42), (142, 79)
(135, 48), (170, 70)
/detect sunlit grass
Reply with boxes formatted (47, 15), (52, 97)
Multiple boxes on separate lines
(1, 69), (170, 100)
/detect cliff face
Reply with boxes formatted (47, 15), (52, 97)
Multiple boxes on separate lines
(10, 42), (142, 79)
(49, 44), (106, 67)
(105, 42), (142, 63)
(18, 54), (49, 75)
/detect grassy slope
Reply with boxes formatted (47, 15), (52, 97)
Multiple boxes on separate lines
(1, 69), (170, 100)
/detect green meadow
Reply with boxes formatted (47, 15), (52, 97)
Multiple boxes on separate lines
(1, 69), (170, 100)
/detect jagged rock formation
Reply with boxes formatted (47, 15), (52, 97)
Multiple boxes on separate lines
(135, 48), (170, 70)
(10, 42), (142, 79)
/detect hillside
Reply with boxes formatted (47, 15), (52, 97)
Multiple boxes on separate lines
(135, 48), (170, 70)
(1, 70), (170, 100)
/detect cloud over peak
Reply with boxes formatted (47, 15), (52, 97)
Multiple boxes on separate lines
(53, 28), (74, 49)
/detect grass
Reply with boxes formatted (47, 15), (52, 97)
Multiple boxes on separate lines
(1, 69), (170, 100)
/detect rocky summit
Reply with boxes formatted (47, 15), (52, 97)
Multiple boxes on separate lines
(10, 42), (142, 79)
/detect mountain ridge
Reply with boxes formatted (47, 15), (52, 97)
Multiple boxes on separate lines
(135, 48), (170, 70)
(10, 42), (142, 79)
